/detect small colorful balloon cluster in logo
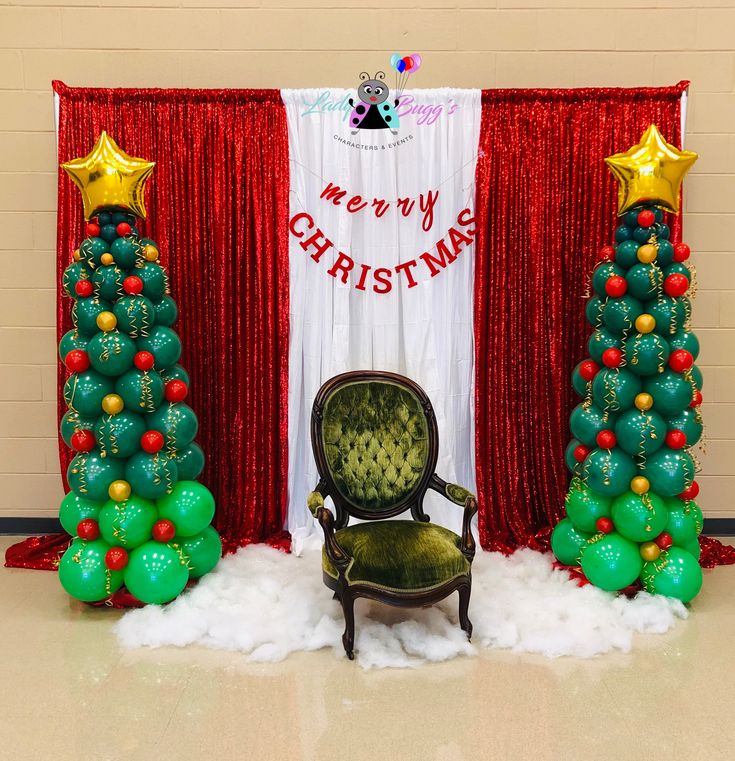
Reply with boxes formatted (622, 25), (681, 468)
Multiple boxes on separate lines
(389, 52), (422, 96)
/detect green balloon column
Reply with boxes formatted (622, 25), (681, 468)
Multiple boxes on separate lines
(551, 125), (704, 603)
(56, 132), (221, 606)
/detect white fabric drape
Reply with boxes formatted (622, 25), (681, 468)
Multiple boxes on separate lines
(283, 88), (481, 548)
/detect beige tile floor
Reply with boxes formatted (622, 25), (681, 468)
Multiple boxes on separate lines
(0, 535), (734, 761)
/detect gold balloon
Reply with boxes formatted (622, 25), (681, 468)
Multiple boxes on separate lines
(101, 393), (124, 415)
(605, 124), (697, 215)
(640, 541), (661, 562)
(108, 479), (131, 502)
(100, 253), (114, 266)
(637, 244), (658, 263)
(631, 476), (650, 495)
(635, 314), (656, 334)
(635, 392), (653, 411)
(61, 131), (155, 221)
(96, 311), (117, 332)
(72, 249), (81, 262)
(143, 244), (159, 262)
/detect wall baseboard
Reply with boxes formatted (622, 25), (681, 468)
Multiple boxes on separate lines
(703, 518), (735, 537)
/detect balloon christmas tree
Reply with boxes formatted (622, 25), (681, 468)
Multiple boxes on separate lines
(56, 132), (221, 606)
(552, 125), (704, 603)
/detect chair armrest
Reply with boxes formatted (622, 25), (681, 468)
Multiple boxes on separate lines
(307, 490), (351, 572)
(429, 475), (478, 561)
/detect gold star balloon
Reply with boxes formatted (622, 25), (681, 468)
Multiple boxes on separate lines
(605, 124), (697, 215)
(61, 132), (155, 220)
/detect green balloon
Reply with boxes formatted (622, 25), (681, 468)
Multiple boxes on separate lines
(585, 295), (604, 327)
(610, 491), (668, 542)
(591, 368), (641, 413)
(656, 239), (674, 267)
(640, 547), (702, 602)
(147, 402), (199, 450)
(615, 240), (640, 269)
(59, 329), (89, 361)
(67, 450), (126, 502)
(570, 403), (612, 448)
(113, 294), (155, 339)
(582, 447), (637, 497)
(136, 326), (182, 370)
(565, 439), (584, 475)
(110, 237), (142, 269)
(592, 262), (624, 297)
(157, 480), (215, 537)
(682, 538), (701, 561)
(59, 538), (123, 602)
(124, 541), (190, 605)
(99, 496), (158, 548)
(177, 526), (221, 579)
(626, 263), (663, 301)
(160, 364), (190, 386)
(125, 452), (179, 500)
(663, 262), (691, 283)
(665, 408), (703, 447)
(59, 492), (104, 536)
(79, 237), (109, 266)
(602, 296), (643, 335)
(668, 329), (699, 360)
(644, 447), (695, 497)
(663, 498), (699, 545)
(644, 370), (693, 416)
(87, 330), (136, 377)
(60, 409), (98, 447)
(115, 369), (165, 414)
(686, 499), (704, 536)
(152, 296), (178, 326)
(614, 408), (666, 457)
(73, 296), (113, 337)
(689, 364), (703, 390)
(623, 333), (670, 376)
(581, 533), (643, 591)
(92, 264), (124, 302)
(551, 518), (592, 566)
(588, 327), (621, 365)
(564, 480), (611, 533)
(94, 410), (146, 459)
(137, 262), (167, 301)
(648, 296), (688, 336)
(63, 370), (114, 417)
(572, 362), (591, 397)
(62, 261), (92, 298)
(174, 443), (205, 481)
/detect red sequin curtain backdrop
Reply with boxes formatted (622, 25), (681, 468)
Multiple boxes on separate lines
(473, 83), (688, 552)
(54, 82), (290, 550)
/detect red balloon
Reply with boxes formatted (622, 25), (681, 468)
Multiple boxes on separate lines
(165, 380), (188, 403)
(573, 444), (591, 463)
(134, 351), (155, 371)
(71, 429), (96, 453)
(664, 273), (688, 297)
(655, 532), (674, 550)
(140, 430), (165, 454)
(401, 56), (414, 71)
(665, 429), (687, 449)
(86, 222), (100, 238)
(599, 245), (615, 262)
(596, 517), (614, 534)
(579, 359), (600, 382)
(669, 349), (694, 373)
(105, 547), (129, 571)
(65, 349), (90, 373)
(679, 481), (700, 501)
(602, 347), (623, 368)
(152, 519), (176, 543)
(75, 279), (93, 297)
(605, 275), (627, 298)
(673, 243), (690, 263)
(77, 518), (100, 540)
(596, 430), (617, 449)
(637, 210), (655, 228)
(116, 222), (132, 237)
(123, 276), (144, 295)
(690, 390), (703, 408)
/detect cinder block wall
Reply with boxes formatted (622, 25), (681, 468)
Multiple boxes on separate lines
(0, 1), (733, 523)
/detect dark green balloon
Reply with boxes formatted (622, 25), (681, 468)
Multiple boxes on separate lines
(62, 261), (92, 298)
(79, 236), (109, 266)
(570, 403), (612, 448)
(115, 369), (165, 414)
(99, 496), (158, 548)
(564, 479), (611, 533)
(60, 409), (98, 447)
(663, 262), (691, 283)
(580, 533), (643, 591)
(565, 439), (584, 475)
(95, 410), (146, 459)
(623, 209), (640, 227)
(157, 480), (215, 537)
(626, 263), (663, 301)
(644, 447), (695, 497)
(72, 296), (113, 337)
(152, 295), (178, 327)
(656, 239), (674, 267)
(588, 327), (621, 365)
(147, 402), (199, 449)
(124, 541), (190, 605)
(582, 447), (637, 497)
(100, 223), (118, 243)
(110, 237), (142, 269)
(592, 262), (624, 297)
(177, 526), (221, 579)
(67, 450), (126, 503)
(125, 452), (179, 500)
(667, 330), (699, 360)
(591, 368), (641, 413)
(614, 408), (666, 457)
(92, 264), (124, 302)
(87, 330), (136, 377)
(551, 518), (592, 566)
(160, 364), (190, 386)
(689, 364), (703, 390)
(63, 370), (114, 417)
(640, 547), (702, 602)
(648, 297), (689, 336)
(136, 326), (182, 370)
(623, 333), (670, 376)
(59, 329), (89, 361)
(602, 295), (643, 335)
(611, 491), (668, 542)
(665, 408), (703, 447)
(663, 497), (699, 545)
(572, 362), (592, 397)
(614, 224), (632, 243)
(174, 443), (205, 481)
(137, 262), (167, 301)
(59, 491), (103, 536)
(615, 240), (640, 269)
(59, 538), (123, 602)
(632, 225), (653, 244)
(113, 294), (155, 339)
(644, 370), (693, 416)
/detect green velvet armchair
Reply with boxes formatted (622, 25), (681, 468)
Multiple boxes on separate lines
(308, 371), (477, 660)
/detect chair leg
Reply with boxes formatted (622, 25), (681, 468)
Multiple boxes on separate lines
(458, 583), (472, 641)
(340, 591), (355, 660)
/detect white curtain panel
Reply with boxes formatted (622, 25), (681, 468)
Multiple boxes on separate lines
(282, 88), (482, 547)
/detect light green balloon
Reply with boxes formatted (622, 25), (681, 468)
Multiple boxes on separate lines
(640, 547), (702, 602)
(124, 541), (189, 605)
(99, 496), (158, 548)
(663, 498), (699, 545)
(59, 492), (104, 536)
(564, 479), (611, 533)
(157, 480), (215, 537)
(580, 533), (642, 591)
(59, 538), (123, 602)
(177, 526), (222, 579)
(551, 518), (592, 567)
(610, 491), (668, 542)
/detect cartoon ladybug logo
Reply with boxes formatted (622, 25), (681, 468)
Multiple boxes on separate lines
(348, 72), (400, 136)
